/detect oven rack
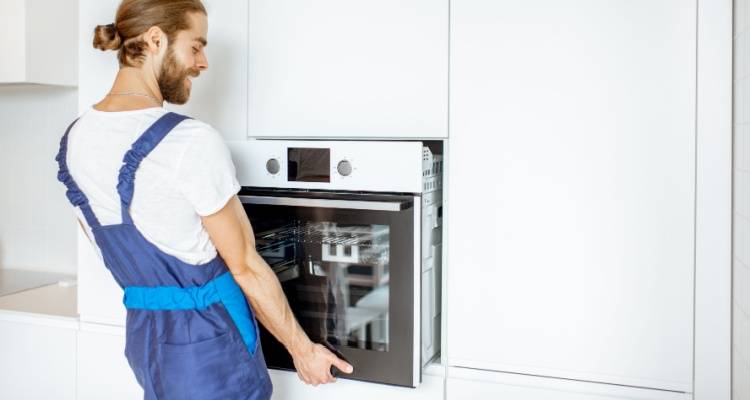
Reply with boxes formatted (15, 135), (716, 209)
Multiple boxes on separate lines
(256, 222), (389, 248)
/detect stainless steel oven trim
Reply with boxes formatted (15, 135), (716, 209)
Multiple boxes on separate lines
(239, 194), (410, 212)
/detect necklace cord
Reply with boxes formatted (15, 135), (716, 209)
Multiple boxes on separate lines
(107, 91), (162, 105)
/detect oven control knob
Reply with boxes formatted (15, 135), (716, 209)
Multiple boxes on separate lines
(266, 158), (280, 175)
(337, 160), (352, 176)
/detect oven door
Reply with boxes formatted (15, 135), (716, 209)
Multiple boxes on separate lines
(239, 188), (420, 387)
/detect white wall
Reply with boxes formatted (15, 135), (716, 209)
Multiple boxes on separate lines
(0, 85), (79, 274)
(734, 1), (750, 399)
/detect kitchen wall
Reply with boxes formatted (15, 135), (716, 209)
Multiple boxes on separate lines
(0, 85), (79, 274)
(735, 1), (750, 399)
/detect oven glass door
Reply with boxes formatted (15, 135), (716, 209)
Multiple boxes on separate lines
(239, 189), (418, 387)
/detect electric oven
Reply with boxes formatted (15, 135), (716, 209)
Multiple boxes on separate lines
(227, 140), (442, 387)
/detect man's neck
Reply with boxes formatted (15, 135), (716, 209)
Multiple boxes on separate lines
(94, 67), (164, 112)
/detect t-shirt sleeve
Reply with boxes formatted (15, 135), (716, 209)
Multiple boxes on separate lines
(175, 125), (241, 216)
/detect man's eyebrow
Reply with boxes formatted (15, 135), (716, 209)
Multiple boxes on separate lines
(194, 37), (207, 46)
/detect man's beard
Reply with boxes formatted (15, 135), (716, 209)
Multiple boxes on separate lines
(157, 47), (199, 105)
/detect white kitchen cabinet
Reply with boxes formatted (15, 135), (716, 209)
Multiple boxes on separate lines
(247, 0), (448, 138)
(0, 284), (78, 400)
(0, 0), (77, 85)
(0, 316), (77, 400)
(446, 368), (691, 400)
(78, 0), (249, 140)
(447, 0), (696, 392)
(77, 323), (143, 400)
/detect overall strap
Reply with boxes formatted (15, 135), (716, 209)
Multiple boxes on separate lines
(55, 118), (102, 228)
(117, 112), (190, 225)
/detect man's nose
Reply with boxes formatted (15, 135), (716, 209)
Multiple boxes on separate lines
(196, 53), (208, 71)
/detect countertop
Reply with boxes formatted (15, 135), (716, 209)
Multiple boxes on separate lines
(0, 268), (74, 297)
(0, 282), (77, 319)
(0, 269), (77, 321)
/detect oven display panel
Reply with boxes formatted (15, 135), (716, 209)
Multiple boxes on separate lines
(288, 148), (330, 183)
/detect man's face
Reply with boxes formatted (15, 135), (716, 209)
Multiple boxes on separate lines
(157, 12), (208, 104)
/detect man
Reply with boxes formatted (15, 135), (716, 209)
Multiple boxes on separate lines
(55, 1), (352, 398)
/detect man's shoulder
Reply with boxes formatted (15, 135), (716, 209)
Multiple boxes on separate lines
(165, 114), (229, 154)
(167, 114), (222, 141)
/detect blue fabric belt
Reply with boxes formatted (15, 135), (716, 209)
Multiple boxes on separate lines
(123, 272), (258, 354)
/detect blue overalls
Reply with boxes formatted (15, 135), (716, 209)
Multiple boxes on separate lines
(55, 112), (273, 400)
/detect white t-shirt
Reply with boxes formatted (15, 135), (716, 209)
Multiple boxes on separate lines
(66, 106), (241, 265)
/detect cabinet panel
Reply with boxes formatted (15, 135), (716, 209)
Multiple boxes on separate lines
(25, 0), (78, 85)
(0, 0), (77, 85)
(248, 0), (448, 138)
(77, 327), (143, 400)
(446, 368), (691, 400)
(0, 319), (76, 400)
(0, 0), (25, 82)
(447, 0), (695, 391)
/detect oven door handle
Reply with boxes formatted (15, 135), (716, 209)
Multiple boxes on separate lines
(238, 195), (412, 212)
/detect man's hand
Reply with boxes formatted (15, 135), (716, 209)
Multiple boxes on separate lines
(291, 341), (354, 386)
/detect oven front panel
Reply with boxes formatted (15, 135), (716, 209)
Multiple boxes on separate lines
(240, 189), (418, 387)
(227, 140), (424, 193)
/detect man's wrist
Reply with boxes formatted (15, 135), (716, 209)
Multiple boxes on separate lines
(287, 331), (314, 359)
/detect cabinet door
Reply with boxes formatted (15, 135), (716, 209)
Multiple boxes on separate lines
(447, 0), (695, 392)
(248, 0), (448, 138)
(0, 0), (25, 82)
(77, 326), (143, 400)
(446, 369), (691, 400)
(0, 319), (77, 400)
(0, 0), (76, 85)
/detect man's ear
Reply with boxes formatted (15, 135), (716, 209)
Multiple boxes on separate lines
(143, 26), (166, 54)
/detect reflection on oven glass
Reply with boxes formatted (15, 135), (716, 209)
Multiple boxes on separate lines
(256, 221), (390, 352)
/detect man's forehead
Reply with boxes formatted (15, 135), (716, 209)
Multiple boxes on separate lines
(185, 12), (208, 44)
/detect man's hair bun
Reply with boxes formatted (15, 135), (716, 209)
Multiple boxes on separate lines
(93, 23), (122, 51)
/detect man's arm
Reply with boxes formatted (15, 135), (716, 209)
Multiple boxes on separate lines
(201, 195), (353, 385)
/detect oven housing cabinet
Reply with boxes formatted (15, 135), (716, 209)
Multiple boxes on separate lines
(227, 140), (443, 388)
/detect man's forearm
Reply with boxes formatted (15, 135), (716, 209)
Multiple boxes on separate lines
(231, 250), (313, 358)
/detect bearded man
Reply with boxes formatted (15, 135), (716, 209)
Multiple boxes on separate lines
(55, 1), (352, 399)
